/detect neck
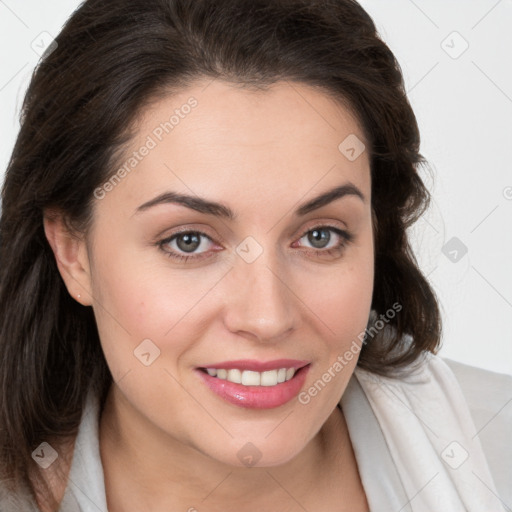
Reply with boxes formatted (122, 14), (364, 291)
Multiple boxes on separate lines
(99, 384), (355, 511)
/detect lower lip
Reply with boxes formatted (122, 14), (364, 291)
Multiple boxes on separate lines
(196, 366), (310, 409)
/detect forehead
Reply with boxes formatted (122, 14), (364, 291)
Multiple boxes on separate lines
(101, 79), (370, 215)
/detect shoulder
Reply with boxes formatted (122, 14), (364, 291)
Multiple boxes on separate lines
(443, 357), (512, 430)
(443, 357), (512, 506)
(0, 480), (39, 512)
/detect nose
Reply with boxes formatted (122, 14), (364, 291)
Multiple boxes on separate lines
(222, 251), (299, 343)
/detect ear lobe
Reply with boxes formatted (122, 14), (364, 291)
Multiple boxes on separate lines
(43, 209), (92, 305)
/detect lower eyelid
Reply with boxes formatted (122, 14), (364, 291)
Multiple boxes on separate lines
(296, 227), (351, 247)
(159, 226), (351, 259)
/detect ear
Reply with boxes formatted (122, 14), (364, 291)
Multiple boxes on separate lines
(43, 209), (93, 306)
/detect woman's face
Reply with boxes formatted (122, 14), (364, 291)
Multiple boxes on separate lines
(82, 79), (374, 466)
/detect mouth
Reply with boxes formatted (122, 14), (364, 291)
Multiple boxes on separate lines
(199, 366), (300, 386)
(196, 360), (311, 409)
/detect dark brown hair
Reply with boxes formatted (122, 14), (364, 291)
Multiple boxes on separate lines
(0, 0), (441, 509)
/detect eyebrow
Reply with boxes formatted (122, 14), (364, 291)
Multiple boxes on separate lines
(134, 182), (365, 219)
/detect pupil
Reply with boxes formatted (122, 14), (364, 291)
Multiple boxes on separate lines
(308, 229), (330, 248)
(177, 233), (200, 252)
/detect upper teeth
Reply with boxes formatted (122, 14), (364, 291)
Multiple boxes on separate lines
(205, 368), (296, 386)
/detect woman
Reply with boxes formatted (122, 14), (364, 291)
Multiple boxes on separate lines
(0, 0), (510, 511)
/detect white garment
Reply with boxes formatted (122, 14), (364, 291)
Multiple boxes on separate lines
(2, 354), (508, 511)
(342, 355), (511, 512)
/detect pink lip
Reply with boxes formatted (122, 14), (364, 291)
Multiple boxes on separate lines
(199, 359), (309, 372)
(196, 363), (311, 409)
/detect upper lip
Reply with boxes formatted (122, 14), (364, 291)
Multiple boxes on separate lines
(198, 359), (310, 372)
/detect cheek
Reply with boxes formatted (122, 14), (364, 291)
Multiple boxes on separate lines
(294, 247), (374, 419)
(88, 238), (226, 376)
(301, 236), (374, 348)
(89, 215), (373, 378)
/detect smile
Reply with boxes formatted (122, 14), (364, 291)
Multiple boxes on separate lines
(196, 360), (311, 409)
(202, 367), (297, 386)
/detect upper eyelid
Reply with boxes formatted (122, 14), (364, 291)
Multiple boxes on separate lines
(160, 229), (216, 245)
(154, 210), (351, 240)
(158, 225), (351, 263)
(160, 223), (349, 248)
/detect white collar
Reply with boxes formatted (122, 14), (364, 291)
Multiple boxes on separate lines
(59, 353), (505, 512)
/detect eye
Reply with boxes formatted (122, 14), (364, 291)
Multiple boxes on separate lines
(293, 225), (353, 258)
(158, 230), (216, 262)
(157, 225), (353, 263)
(300, 227), (339, 249)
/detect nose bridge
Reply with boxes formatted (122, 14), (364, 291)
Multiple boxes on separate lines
(223, 244), (298, 341)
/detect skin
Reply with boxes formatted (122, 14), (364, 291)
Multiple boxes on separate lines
(44, 79), (374, 511)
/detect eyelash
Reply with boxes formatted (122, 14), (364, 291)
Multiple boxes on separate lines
(157, 225), (354, 263)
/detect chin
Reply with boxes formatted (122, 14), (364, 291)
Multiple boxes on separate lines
(196, 426), (317, 470)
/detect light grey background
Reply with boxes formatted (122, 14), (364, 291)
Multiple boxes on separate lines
(1, 1), (511, 375)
